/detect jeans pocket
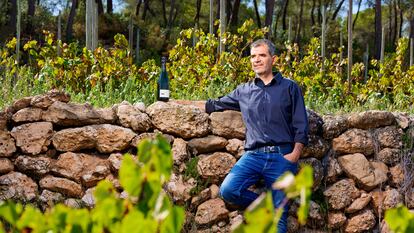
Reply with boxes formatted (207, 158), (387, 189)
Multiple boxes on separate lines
(280, 153), (296, 165)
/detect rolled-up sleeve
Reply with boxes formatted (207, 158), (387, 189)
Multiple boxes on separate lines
(290, 84), (309, 145)
(205, 87), (241, 114)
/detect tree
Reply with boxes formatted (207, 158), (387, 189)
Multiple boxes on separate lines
(66, 0), (78, 42)
(26, 0), (36, 37)
(253, 0), (261, 28)
(374, 0), (382, 60)
(0, 0), (17, 42)
(107, 0), (113, 14)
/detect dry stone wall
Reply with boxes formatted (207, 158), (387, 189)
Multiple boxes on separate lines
(1, 90), (413, 233)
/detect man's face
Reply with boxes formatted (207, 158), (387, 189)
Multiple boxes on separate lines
(250, 44), (276, 76)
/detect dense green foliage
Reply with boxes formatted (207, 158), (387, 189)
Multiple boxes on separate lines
(385, 205), (414, 233)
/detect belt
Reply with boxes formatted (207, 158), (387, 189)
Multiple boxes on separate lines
(249, 144), (293, 154)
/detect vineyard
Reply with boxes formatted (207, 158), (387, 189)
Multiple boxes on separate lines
(1, 20), (413, 114)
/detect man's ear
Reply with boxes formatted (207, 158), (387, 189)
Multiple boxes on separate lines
(272, 55), (277, 64)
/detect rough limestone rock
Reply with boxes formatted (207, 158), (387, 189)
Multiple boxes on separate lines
(322, 114), (349, 139)
(108, 153), (123, 172)
(130, 132), (174, 147)
(389, 164), (404, 188)
(146, 101), (209, 139)
(345, 192), (371, 213)
(338, 153), (388, 191)
(172, 138), (189, 166)
(39, 190), (64, 210)
(347, 110), (396, 129)
(40, 175), (83, 198)
(382, 189), (404, 211)
(0, 172), (38, 201)
(287, 216), (300, 233)
(209, 111), (245, 139)
(225, 138), (244, 159)
(42, 101), (114, 126)
(323, 179), (360, 210)
(328, 211), (347, 229)
(188, 135), (228, 155)
(405, 189), (414, 209)
(0, 131), (16, 157)
(81, 165), (110, 188)
(376, 148), (401, 165)
(15, 155), (52, 176)
(0, 158), (14, 174)
(0, 112), (8, 130)
(392, 112), (410, 129)
(326, 156), (343, 184)
(31, 90), (71, 109)
(195, 198), (229, 226)
(307, 109), (324, 136)
(12, 107), (43, 123)
(12, 97), (32, 112)
(93, 124), (136, 153)
(302, 135), (329, 159)
(164, 173), (195, 205)
(95, 107), (117, 123)
(51, 152), (108, 183)
(299, 157), (324, 190)
(370, 189), (402, 217)
(52, 126), (96, 152)
(197, 152), (236, 183)
(375, 126), (403, 149)
(191, 188), (211, 209)
(344, 209), (376, 233)
(210, 184), (220, 199)
(11, 122), (53, 155)
(81, 187), (96, 208)
(332, 129), (374, 155)
(116, 104), (152, 132)
(306, 200), (324, 227)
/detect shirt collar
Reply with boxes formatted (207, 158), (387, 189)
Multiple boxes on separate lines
(254, 72), (282, 87)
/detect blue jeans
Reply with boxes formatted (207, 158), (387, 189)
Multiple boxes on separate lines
(220, 150), (298, 233)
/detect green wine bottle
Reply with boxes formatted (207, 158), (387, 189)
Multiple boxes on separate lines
(157, 56), (170, 101)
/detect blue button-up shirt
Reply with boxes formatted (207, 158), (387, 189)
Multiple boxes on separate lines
(206, 72), (309, 150)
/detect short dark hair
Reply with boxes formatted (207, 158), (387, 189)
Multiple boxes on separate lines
(250, 39), (276, 56)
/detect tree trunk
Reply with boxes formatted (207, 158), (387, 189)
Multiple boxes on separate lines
(0, 0), (17, 42)
(66, 0), (78, 42)
(388, 1), (392, 45)
(26, 0), (36, 37)
(331, 0), (345, 21)
(352, 0), (362, 30)
(253, 0), (261, 28)
(195, 0), (202, 26)
(295, 0), (304, 43)
(374, 0), (382, 60)
(392, 0), (398, 45)
(107, 0), (113, 14)
(273, 0), (284, 37)
(226, 0), (232, 24)
(282, 0), (289, 30)
(162, 0), (167, 26)
(229, 0), (241, 27)
(311, 0), (316, 35)
(265, 0), (275, 28)
(135, 0), (142, 16)
(97, 0), (103, 14)
(167, 0), (176, 32)
(398, 0), (402, 39)
(142, 0), (149, 20)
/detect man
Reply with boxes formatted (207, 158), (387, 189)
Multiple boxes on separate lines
(205, 39), (308, 233)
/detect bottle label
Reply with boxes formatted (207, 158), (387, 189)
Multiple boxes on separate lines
(160, 90), (170, 98)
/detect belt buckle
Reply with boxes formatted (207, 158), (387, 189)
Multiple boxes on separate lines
(267, 146), (275, 153)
